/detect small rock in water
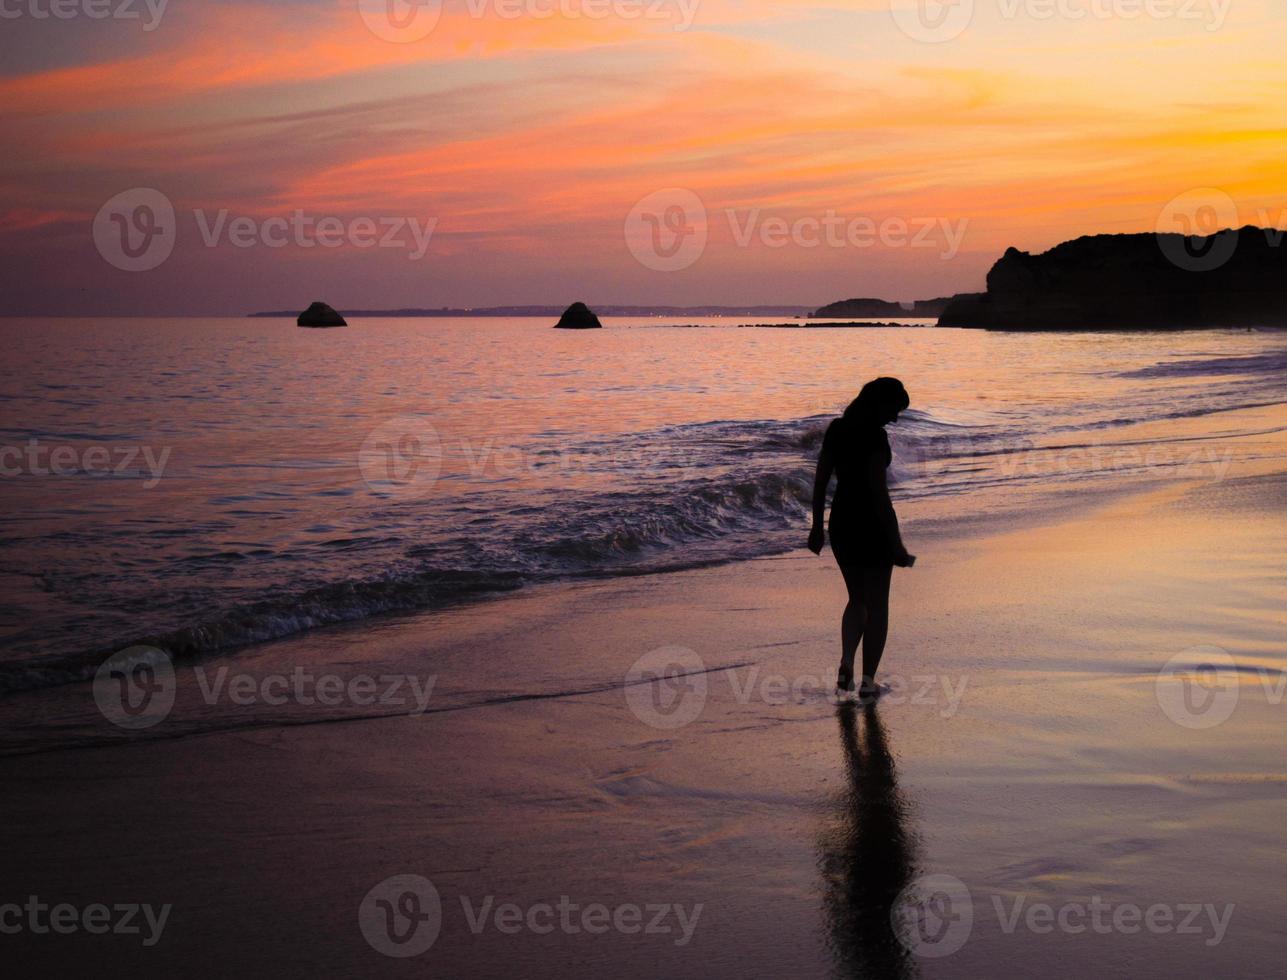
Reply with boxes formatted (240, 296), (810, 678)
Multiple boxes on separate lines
(297, 301), (347, 328)
(553, 302), (602, 329)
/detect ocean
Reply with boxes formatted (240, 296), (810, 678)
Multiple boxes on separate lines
(2, 316), (1284, 704)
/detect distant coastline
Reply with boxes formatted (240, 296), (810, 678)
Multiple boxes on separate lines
(244, 225), (1287, 330)
(247, 305), (816, 318)
(810, 295), (954, 319)
(638, 321), (929, 329)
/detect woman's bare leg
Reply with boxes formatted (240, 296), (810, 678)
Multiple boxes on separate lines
(859, 565), (893, 694)
(838, 565), (867, 689)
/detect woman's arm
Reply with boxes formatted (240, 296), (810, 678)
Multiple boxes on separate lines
(867, 452), (914, 566)
(807, 446), (834, 554)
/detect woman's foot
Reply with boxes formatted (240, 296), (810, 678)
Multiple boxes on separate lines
(836, 665), (856, 693)
(857, 679), (881, 704)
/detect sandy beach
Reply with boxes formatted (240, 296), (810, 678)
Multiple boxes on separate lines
(4, 423), (1284, 977)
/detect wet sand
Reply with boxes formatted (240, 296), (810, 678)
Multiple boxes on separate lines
(3, 463), (1285, 978)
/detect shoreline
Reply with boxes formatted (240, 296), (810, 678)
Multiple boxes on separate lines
(3, 462), (1285, 976)
(0, 460), (1243, 746)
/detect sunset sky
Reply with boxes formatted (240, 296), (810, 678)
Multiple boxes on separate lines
(3, 0), (1286, 314)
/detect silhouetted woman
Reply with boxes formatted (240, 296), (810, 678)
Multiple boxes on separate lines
(808, 377), (915, 699)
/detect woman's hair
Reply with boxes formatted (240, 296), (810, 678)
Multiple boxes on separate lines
(842, 376), (910, 421)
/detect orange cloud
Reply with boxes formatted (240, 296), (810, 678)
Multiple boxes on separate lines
(0, 0), (710, 115)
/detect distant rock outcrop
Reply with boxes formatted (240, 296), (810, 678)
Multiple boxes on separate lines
(811, 297), (905, 318)
(553, 302), (602, 329)
(938, 227), (1287, 328)
(934, 293), (987, 325)
(297, 301), (347, 327)
(910, 296), (956, 317)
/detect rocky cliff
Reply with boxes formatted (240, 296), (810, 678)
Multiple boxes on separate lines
(938, 227), (1287, 328)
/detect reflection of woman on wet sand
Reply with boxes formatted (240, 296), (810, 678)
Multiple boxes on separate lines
(808, 378), (915, 699)
(817, 703), (918, 979)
